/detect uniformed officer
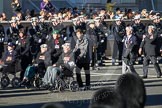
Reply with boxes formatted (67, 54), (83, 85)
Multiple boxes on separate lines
(6, 19), (19, 44)
(28, 17), (43, 59)
(0, 23), (5, 59)
(95, 18), (108, 66)
(139, 25), (162, 78)
(112, 17), (126, 65)
(49, 17), (66, 41)
(152, 15), (162, 58)
(38, 16), (50, 42)
(132, 15), (145, 64)
(86, 20), (98, 69)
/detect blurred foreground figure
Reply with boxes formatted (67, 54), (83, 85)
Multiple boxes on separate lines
(41, 103), (64, 108)
(115, 73), (146, 108)
(90, 87), (125, 108)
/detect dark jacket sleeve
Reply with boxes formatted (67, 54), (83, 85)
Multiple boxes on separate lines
(53, 38), (64, 57)
(127, 36), (137, 51)
(56, 54), (64, 66)
(21, 37), (31, 55)
(44, 51), (51, 67)
(140, 40), (145, 48)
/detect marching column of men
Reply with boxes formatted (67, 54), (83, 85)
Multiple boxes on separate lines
(0, 13), (162, 89)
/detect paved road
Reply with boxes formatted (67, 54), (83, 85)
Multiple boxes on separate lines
(0, 64), (162, 108)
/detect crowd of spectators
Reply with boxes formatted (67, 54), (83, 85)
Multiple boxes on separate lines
(0, 0), (161, 22)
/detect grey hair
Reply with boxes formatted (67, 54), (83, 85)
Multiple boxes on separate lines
(126, 26), (133, 31)
(148, 25), (156, 30)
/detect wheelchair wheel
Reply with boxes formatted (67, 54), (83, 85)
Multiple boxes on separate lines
(69, 81), (79, 92)
(58, 86), (64, 92)
(34, 77), (43, 88)
(1, 76), (10, 88)
(11, 77), (20, 88)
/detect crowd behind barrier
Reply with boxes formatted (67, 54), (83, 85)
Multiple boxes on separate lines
(0, 18), (160, 56)
(0, 1), (161, 108)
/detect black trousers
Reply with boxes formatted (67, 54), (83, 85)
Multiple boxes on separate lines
(143, 56), (161, 77)
(20, 55), (32, 81)
(76, 62), (90, 87)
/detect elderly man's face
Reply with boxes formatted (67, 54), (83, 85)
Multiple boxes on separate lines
(53, 34), (58, 39)
(63, 44), (70, 53)
(148, 26), (154, 34)
(126, 27), (133, 36)
(41, 47), (47, 53)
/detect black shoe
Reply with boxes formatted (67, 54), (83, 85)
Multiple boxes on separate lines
(84, 86), (91, 91)
(48, 86), (55, 92)
(112, 62), (115, 66)
(142, 76), (147, 79)
(157, 73), (161, 78)
(157, 75), (161, 78)
(98, 63), (105, 66)
(102, 56), (109, 60)
(118, 62), (122, 65)
(25, 81), (31, 89)
(19, 79), (27, 86)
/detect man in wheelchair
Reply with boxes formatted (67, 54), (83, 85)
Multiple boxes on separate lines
(20, 44), (51, 88)
(0, 42), (17, 74)
(0, 42), (20, 88)
(42, 41), (75, 89)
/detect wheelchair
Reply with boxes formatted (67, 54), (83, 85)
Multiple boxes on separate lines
(0, 60), (21, 89)
(22, 64), (45, 89)
(33, 66), (45, 89)
(49, 68), (79, 92)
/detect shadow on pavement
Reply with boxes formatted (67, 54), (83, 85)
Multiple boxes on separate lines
(0, 100), (91, 108)
(146, 94), (162, 106)
(0, 92), (48, 98)
(1, 94), (162, 108)
(0, 88), (46, 94)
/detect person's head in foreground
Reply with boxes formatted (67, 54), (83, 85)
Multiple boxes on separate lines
(90, 87), (125, 108)
(115, 73), (146, 108)
(41, 103), (64, 108)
